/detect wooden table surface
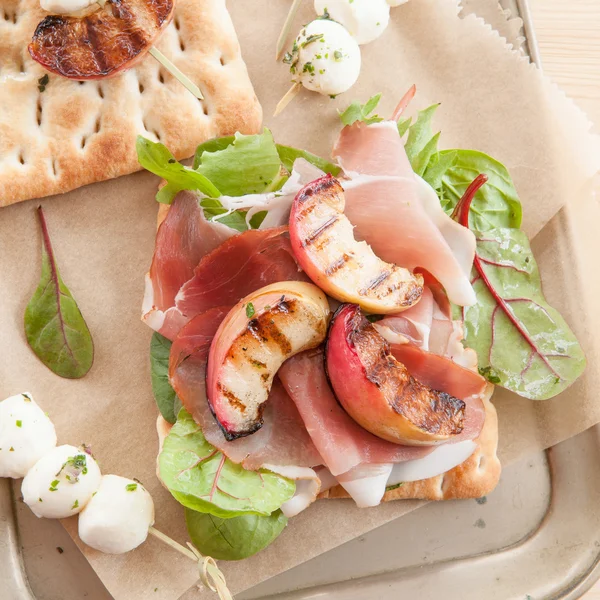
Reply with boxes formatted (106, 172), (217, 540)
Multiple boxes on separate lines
(528, 3), (600, 598)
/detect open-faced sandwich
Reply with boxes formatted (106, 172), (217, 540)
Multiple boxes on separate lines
(136, 89), (585, 561)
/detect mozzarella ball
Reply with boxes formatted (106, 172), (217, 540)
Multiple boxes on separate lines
(22, 445), (101, 519)
(40, 0), (97, 15)
(387, 0), (409, 6)
(0, 393), (57, 479)
(78, 475), (155, 554)
(287, 19), (361, 96)
(314, 0), (390, 45)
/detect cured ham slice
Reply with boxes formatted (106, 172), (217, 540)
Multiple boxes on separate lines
(169, 308), (322, 470)
(332, 121), (476, 307)
(278, 349), (432, 477)
(142, 191), (235, 337)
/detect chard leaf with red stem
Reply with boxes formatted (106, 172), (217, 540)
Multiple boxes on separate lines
(24, 207), (94, 379)
(457, 177), (585, 400)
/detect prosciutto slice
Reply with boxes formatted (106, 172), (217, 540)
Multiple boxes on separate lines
(278, 349), (432, 477)
(169, 308), (322, 470)
(332, 121), (476, 307)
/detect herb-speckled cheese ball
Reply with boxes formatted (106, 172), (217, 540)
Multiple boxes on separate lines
(78, 475), (155, 554)
(0, 393), (57, 479)
(286, 19), (361, 97)
(22, 445), (101, 518)
(314, 0), (391, 46)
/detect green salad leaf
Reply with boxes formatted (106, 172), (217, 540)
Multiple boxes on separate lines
(185, 508), (287, 561)
(150, 333), (181, 424)
(24, 207), (94, 379)
(402, 104), (441, 177)
(339, 93), (384, 127)
(136, 137), (221, 204)
(424, 149), (522, 230)
(462, 227), (586, 399)
(159, 409), (295, 518)
(195, 130), (282, 196)
(192, 136), (236, 169)
(276, 144), (341, 176)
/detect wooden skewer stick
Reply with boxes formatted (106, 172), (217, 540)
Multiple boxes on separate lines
(274, 82), (302, 116)
(148, 527), (233, 600)
(149, 47), (204, 100)
(276, 0), (303, 60)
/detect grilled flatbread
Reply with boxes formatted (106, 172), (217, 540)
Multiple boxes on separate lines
(0, 0), (261, 206)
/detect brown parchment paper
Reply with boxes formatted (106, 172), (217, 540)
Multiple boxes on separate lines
(1, 1), (600, 599)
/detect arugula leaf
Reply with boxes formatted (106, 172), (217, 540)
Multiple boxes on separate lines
(136, 136), (221, 203)
(402, 104), (441, 177)
(424, 149), (522, 230)
(276, 145), (341, 176)
(195, 130), (282, 196)
(24, 207), (94, 379)
(339, 94), (384, 127)
(159, 409), (295, 517)
(150, 333), (181, 424)
(462, 227), (586, 399)
(185, 508), (287, 560)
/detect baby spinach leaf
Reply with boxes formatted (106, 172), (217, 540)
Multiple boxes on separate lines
(462, 227), (586, 399)
(136, 136), (221, 203)
(24, 207), (94, 379)
(159, 409), (295, 518)
(276, 145), (341, 176)
(185, 508), (287, 560)
(339, 93), (384, 127)
(424, 149), (522, 230)
(195, 130), (282, 196)
(150, 333), (181, 424)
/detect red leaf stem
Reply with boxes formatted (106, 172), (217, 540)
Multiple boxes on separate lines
(392, 84), (417, 121)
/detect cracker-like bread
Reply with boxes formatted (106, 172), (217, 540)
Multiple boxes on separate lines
(0, 0), (261, 206)
(320, 384), (501, 501)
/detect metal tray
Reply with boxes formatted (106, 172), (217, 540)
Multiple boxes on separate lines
(3, 2), (599, 600)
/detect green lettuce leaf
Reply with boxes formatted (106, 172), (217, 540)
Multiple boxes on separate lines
(403, 104), (441, 177)
(159, 409), (295, 518)
(192, 136), (236, 169)
(276, 145), (341, 176)
(136, 136), (221, 204)
(424, 149), (522, 230)
(185, 508), (287, 561)
(339, 94), (384, 127)
(461, 227), (586, 399)
(194, 130), (282, 196)
(150, 333), (181, 424)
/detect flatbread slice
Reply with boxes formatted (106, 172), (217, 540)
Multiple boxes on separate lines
(0, 0), (261, 206)
(320, 384), (501, 501)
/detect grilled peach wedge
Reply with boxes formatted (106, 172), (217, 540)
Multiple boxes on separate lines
(325, 304), (465, 446)
(206, 282), (330, 440)
(289, 175), (424, 314)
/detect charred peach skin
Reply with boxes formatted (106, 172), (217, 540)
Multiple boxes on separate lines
(325, 304), (465, 446)
(206, 282), (330, 440)
(289, 175), (424, 315)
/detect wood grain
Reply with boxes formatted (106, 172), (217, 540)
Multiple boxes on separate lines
(528, 3), (600, 598)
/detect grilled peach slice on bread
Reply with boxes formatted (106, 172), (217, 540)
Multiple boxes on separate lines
(325, 304), (465, 446)
(289, 175), (424, 314)
(206, 282), (330, 440)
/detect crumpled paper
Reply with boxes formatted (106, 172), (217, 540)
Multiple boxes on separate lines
(1, 0), (599, 598)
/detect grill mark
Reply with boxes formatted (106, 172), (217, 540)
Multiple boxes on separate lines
(303, 215), (339, 247)
(83, 19), (109, 74)
(325, 253), (350, 276)
(217, 383), (246, 413)
(360, 269), (393, 295)
(245, 301), (294, 355)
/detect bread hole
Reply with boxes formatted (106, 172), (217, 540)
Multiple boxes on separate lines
(201, 102), (208, 116)
(79, 80), (85, 86)
(179, 37), (186, 52)
(17, 56), (25, 74)
(158, 70), (165, 84)
(174, 16), (180, 30)
(94, 116), (101, 133)
(81, 136), (88, 150)
(36, 97), (43, 127)
(18, 151), (25, 165)
(97, 84), (104, 99)
(138, 81), (145, 94)
(219, 56), (226, 66)
(51, 159), (58, 177)
(478, 455), (486, 470)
